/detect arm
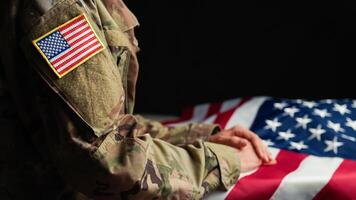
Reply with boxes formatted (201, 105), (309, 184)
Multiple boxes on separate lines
(134, 115), (220, 145)
(10, 0), (240, 199)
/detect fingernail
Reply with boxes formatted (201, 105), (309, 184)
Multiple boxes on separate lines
(264, 159), (277, 165)
(269, 155), (273, 161)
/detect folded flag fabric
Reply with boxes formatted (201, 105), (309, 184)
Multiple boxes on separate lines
(164, 97), (356, 200)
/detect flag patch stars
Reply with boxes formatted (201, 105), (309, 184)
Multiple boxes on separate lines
(37, 32), (70, 60)
(33, 14), (104, 78)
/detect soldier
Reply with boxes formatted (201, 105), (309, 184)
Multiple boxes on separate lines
(0, 0), (275, 199)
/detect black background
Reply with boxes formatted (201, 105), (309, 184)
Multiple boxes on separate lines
(126, 0), (355, 115)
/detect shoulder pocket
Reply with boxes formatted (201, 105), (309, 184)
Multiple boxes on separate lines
(22, 0), (129, 137)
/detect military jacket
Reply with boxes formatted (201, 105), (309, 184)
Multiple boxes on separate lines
(0, 0), (240, 199)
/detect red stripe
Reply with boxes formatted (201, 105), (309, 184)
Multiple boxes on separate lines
(61, 20), (86, 38)
(67, 31), (95, 48)
(181, 106), (195, 119)
(214, 97), (251, 129)
(206, 102), (222, 117)
(59, 15), (85, 33)
(58, 45), (103, 75)
(57, 41), (101, 72)
(52, 32), (95, 65)
(162, 106), (195, 125)
(64, 26), (92, 43)
(53, 37), (98, 68)
(313, 159), (356, 200)
(164, 102), (221, 125)
(226, 150), (307, 200)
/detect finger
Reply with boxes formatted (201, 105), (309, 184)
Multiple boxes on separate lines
(263, 148), (277, 165)
(231, 125), (254, 138)
(244, 134), (265, 161)
(263, 159), (277, 165)
(230, 137), (248, 149)
(230, 126), (270, 162)
(248, 132), (271, 162)
(266, 147), (274, 161)
(261, 140), (276, 162)
(262, 145), (273, 163)
(213, 135), (248, 149)
(259, 139), (270, 160)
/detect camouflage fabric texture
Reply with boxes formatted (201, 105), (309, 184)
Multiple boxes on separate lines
(0, 0), (240, 199)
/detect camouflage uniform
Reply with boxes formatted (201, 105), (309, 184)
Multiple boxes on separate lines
(0, 0), (240, 199)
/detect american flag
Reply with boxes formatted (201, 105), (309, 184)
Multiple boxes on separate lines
(164, 97), (356, 200)
(33, 14), (104, 78)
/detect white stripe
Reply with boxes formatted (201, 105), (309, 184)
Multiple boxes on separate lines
(203, 115), (217, 124)
(341, 134), (356, 142)
(270, 156), (343, 200)
(57, 43), (101, 73)
(201, 98), (241, 125)
(67, 28), (92, 44)
(168, 104), (210, 127)
(53, 36), (96, 67)
(50, 34), (95, 62)
(225, 97), (268, 129)
(191, 104), (210, 121)
(62, 23), (89, 39)
(61, 19), (86, 34)
(220, 98), (242, 113)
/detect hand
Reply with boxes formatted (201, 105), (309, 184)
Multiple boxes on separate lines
(209, 124), (276, 164)
(236, 141), (263, 173)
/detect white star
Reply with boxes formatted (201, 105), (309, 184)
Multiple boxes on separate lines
(290, 141), (308, 151)
(295, 99), (303, 104)
(302, 101), (317, 109)
(352, 101), (356, 108)
(324, 137), (344, 154)
(308, 125), (326, 141)
(327, 120), (344, 133)
(283, 107), (299, 117)
(322, 99), (334, 104)
(274, 102), (288, 110)
(263, 139), (274, 146)
(333, 104), (351, 115)
(295, 115), (312, 129)
(313, 108), (331, 118)
(265, 118), (282, 132)
(346, 118), (356, 131)
(277, 129), (296, 141)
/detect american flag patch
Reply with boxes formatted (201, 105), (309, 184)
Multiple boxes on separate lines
(32, 14), (105, 78)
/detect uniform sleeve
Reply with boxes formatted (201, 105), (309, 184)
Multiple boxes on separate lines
(16, 0), (240, 199)
(49, 107), (240, 199)
(134, 115), (221, 145)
